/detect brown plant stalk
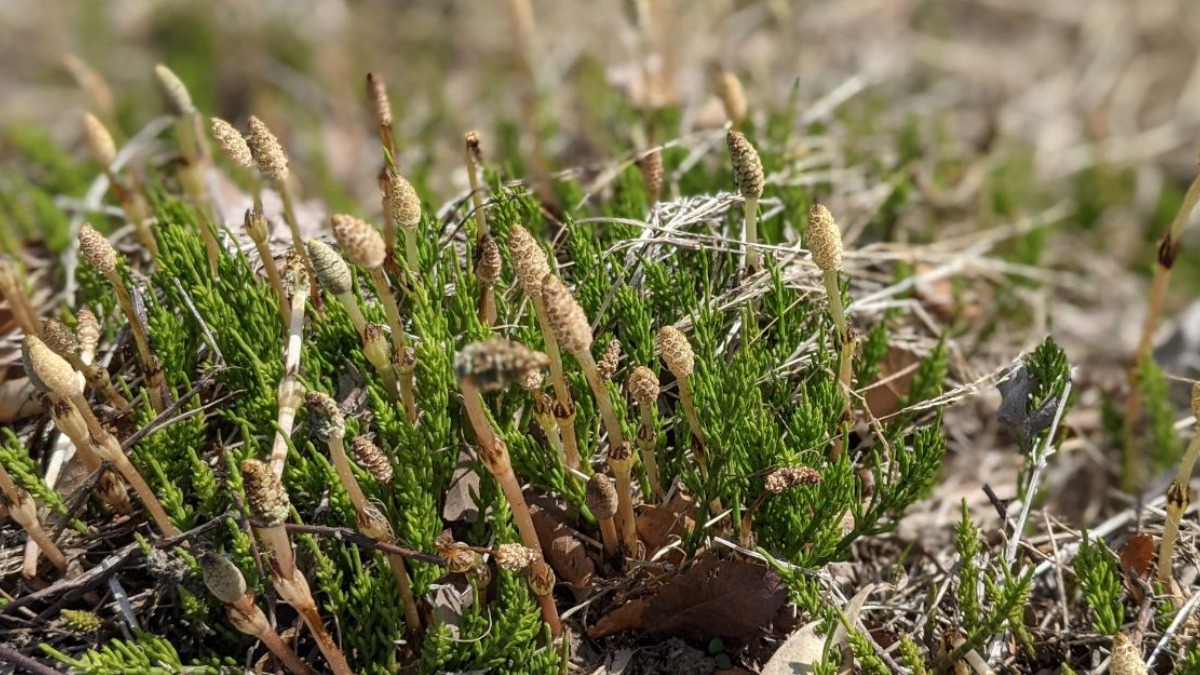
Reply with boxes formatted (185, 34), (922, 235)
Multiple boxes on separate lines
(155, 64), (219, 277)
(0, 461), (67, 573)
(1156, 382), (1200, 594)
(465, 131), (489, 245)
(241, 459), (353, 675)
(201, 553), (314, 675)
(47, 396), (132, 514)
(454, 338), (562, 636)
(83, 113), (158, 260)
(243, 202), (290, 326)
(366, 73), (399, 166)
(476, 233), (501, 327)
(0, 256), (41, 336)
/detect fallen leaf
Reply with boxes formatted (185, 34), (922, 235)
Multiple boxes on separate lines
(862, 347), (920, 418)
(442, 450), (481, 523)
(531, 503), (594, 589)
(588, 597), (648, 639)
(760, 621), (826, 675)
(637, 492), (695, 556)
(643, 555), (786, 644)
(1119, 533), (1155, 601)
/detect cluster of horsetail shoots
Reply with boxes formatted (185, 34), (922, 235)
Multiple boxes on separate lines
(305, 392), (422, 634)
(508, 225), (583, 469)
(331, 213), (418, 422)
(78, 224), (168, 412)
(727, 129), (764, 273)
(241, 458), (353, 675)
(82, 113), (157, 260)
(200, 553), (313, 675)
(23, 335), (179, 536)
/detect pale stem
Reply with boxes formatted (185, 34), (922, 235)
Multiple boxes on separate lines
(744, 196), (760, 272)
(328, 435), (369, 514)
(1157, 493), (1185, 588)
(461, 383), (542, 555)
(533, 298), (580, 469)
(385, 553), (424, 634)
(294, 601), (353, 675)
(597, 517), (620, 559)
(533, 410), (567, 467)
(637, 404), (664, 501)
(479, 283), (497, 327)
(404, 229), (420, 277)
(367, 268), (408, 350)
(0, 466), (67, 572)
(269, 293), (308, 479)
(823, 270), (847, 340)
(335, 292), (368, 337)
(576, 350), (626, 449)
(466, 157), (489, 245)
(251, 237), (290, 326)
(1125, 172), (1200, 490)
(613, 468), (639, 557)
(244, 607), (315, 675)
(106, 271), (166, 412)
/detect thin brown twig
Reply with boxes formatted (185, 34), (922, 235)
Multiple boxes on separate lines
(282, 523), (445, 566)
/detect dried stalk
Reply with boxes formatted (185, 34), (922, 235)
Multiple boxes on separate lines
(268, 252), (310, 479)
(0, 462), (67, 573)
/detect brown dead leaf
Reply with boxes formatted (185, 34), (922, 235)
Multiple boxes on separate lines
(591, 555), (786, 644)
(863, 346), (920, 418)
(637, 492), (695, 562)
(1119, 533), (1155, 601)
(587, 596), (649, 639)
(531, 503), (594, 589)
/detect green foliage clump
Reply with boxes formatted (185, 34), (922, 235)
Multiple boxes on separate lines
(1072, 533), (1124, 635)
